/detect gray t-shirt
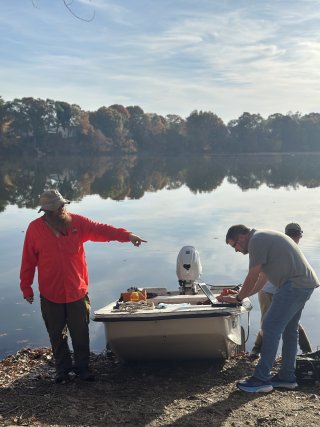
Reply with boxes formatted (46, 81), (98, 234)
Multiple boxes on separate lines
(249, 229), (320, 289)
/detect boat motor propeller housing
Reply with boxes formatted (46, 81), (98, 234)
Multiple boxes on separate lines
(176, 246), (202, 294)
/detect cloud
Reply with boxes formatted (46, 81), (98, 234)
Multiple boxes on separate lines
(1, 0), (320, 121)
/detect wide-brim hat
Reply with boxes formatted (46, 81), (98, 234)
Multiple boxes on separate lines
(38, 190), (70, 212)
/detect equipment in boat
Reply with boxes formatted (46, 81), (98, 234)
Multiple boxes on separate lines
(176, 245), (202, 295)
(93, 245), (252, 361)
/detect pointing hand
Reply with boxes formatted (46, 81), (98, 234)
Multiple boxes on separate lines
(129, 233), (147, 247)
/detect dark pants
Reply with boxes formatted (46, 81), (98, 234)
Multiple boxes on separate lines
(40, 294), (91, 375)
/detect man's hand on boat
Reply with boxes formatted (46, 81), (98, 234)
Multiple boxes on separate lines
(128, 233), (147, 247)
(216, 288), (239, 304)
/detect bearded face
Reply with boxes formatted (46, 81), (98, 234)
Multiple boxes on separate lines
(44, 205), (72, 228)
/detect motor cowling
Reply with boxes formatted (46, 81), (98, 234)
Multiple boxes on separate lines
(176, 246), (202, 294)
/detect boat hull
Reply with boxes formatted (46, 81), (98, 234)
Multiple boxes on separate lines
(94, 286), (251, 362)
(103, 313), (242, 361)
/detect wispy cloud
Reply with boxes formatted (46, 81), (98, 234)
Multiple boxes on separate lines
(1, 0), (320, 121)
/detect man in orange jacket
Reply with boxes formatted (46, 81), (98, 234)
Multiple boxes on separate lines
(20, 189), (146, 383)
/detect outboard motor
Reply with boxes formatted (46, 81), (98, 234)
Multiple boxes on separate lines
(176, 246), (202, 295)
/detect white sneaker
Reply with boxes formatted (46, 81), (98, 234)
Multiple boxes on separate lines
(271, 374), (298, 389)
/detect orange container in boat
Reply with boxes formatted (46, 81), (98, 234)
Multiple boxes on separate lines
(121, 290), (147, 302)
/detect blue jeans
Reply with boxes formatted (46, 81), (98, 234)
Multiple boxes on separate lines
(254, 281), (314, 382)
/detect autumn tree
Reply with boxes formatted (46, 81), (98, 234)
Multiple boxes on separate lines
(165, 114), (187, 153)
(89, 106), (122, 140)
(228, 112), (268, 152)
(0, 97), (10, 147)
(265, 113), (305, 152)
(186, 110), (229, 153)
(7, 97), (55, 149)
(300, 113), (320, 151)
(55, 101), (72, 131)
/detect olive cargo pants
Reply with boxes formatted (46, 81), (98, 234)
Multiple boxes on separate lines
(40, 294), (91, 375)
(253, 289), (312, 354)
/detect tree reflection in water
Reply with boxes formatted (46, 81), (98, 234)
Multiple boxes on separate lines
(1, 153), (320, 212)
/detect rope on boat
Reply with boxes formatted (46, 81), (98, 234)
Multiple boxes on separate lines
(112, 300), (155, 313)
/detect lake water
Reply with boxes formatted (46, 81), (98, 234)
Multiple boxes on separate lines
(1, 153), (320, 360)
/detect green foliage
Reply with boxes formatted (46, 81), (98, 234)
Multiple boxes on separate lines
(228, 112), (269, 152)
(89, 106), (123, 139)
(55, 101), (72, 130)
(186, 110), (230, 153)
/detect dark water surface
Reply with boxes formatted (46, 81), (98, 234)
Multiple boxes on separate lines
(1, 153), (320, 359)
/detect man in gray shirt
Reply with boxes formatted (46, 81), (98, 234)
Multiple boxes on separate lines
(250, 223), (312, 358)
(218, 224), (319, 393)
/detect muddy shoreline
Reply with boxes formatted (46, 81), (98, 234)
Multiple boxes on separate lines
(1, 348), (320, 426)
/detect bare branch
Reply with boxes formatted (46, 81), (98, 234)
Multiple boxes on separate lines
(31, 0), (95, 22)
(63, 0), (95, 22)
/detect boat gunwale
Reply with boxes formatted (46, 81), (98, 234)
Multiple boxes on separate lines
(93, 307), (245, 322)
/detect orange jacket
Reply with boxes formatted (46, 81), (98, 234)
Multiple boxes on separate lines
(20, 214), (131, 303)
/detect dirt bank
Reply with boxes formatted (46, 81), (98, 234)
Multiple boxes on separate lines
(1, 348), (320, 426)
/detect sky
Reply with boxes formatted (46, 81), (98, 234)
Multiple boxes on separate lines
(1, 0), (320, 123)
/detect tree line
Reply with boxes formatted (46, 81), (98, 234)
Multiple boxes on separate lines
(1, 96), (320, 155)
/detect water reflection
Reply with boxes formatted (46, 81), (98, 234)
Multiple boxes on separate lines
(2, 153), (320, 211)
(1, 153), (320, 359)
